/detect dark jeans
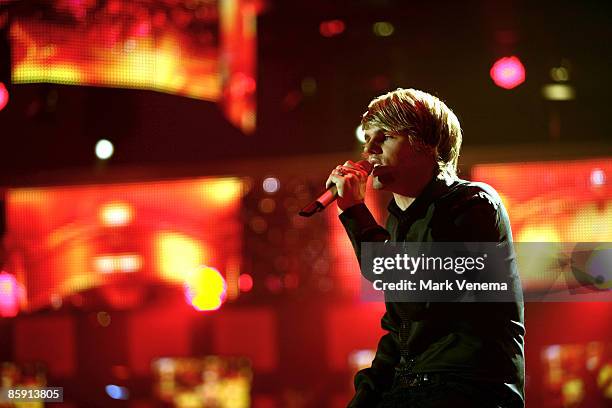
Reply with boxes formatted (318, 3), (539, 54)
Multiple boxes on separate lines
(378, 380), (521, 408)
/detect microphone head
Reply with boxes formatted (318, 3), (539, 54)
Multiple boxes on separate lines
(355, 159), (374, 174)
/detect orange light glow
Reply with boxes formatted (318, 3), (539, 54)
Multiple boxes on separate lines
(199, 178), (243, 206)
(225, 256), (241, 300)
(155, 232), (207, 282)
(184, 266), (227, 311)
(517, 224), (562, 243)
(99, 202), (134, 227)
(9, 188), (47, 205)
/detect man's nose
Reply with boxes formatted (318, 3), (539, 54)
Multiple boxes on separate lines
(363, 139), (382, 155)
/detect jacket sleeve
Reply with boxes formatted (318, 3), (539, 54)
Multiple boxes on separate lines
(339, 204), (399, 407)
(440, 188), (506, 242)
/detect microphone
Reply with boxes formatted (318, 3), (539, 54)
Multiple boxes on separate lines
(299, 160), (373, 217)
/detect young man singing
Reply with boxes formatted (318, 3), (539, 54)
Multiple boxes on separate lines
(326, 89), (525, 408)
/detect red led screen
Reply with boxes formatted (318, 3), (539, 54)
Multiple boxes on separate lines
(10, 0), (257, 132)
(4, 177), (245, 311)
(472, 159), (612, 290)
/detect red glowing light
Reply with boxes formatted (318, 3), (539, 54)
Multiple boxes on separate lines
(490, 56), (526, 89)
(319, 20), (345, 37)
(229, 73), (257, 98)
(238, 274), (253, 292)
(0, 82), (9, 111)
(264, 275), (282, 293)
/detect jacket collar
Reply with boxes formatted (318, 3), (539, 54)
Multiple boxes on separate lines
(387, 174), (458, 222)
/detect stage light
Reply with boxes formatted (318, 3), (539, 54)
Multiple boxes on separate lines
(105, 384), (129, 400)
(550, 66), (569, 82)
(258, 198), (276, 213)
(262, 177), (280, 193)
(0, 82), (8, 111)
(542, 84), (575, 101)
(184, 266), (227, 312)
(97, 311), (111, 327)
(95, 139), (114, 160)
(490, 56), (525, 89)
(238, 273), (253, 292)
(249, 216), (267, 233)
(0, 272), (21, 317)
(229, 72), (256, 98)
(319, 19), (345, 37)
(301, 77), (317, 96)
(264, 274), (282, 293)
(590, 169), (605, 186)
(373, 22), (394, 37)
(349, 349), (376, 370)
(99, 202), (134, 226)
(562, 379), (585, 406)
(355, 125), (366, 143)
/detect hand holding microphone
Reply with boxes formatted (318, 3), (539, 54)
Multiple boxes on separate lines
(299, 160), (373, 217)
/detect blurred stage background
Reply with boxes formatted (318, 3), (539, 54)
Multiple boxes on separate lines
(0, 1), (611, 407)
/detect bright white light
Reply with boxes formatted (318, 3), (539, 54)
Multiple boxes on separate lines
(100, 202), (133, 226)
(117, 255), (142, 273)
(542, 84), (575, 101)
(94, 256), (115, 274)
(355, 125), (366, 143)
(95, 139), (114, 160)
(349, 349), (376, 368)
(262, 177), (280, 193)
(93, 254), (142, 273)
(590, 169), (605, 186)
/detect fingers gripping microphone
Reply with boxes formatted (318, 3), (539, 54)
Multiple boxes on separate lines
(299, 160), (373, 217)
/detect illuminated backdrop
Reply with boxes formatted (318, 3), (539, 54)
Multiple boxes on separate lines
(4, 177), (245, 311)
(10, 0), (257, 133)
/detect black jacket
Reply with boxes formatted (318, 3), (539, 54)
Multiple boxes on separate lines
(339, 176), (525, 407)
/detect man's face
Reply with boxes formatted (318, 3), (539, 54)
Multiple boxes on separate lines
(362, 126), (436, 195)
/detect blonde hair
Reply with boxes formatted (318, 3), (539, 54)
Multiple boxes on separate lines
(361, 88), (462, 177)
